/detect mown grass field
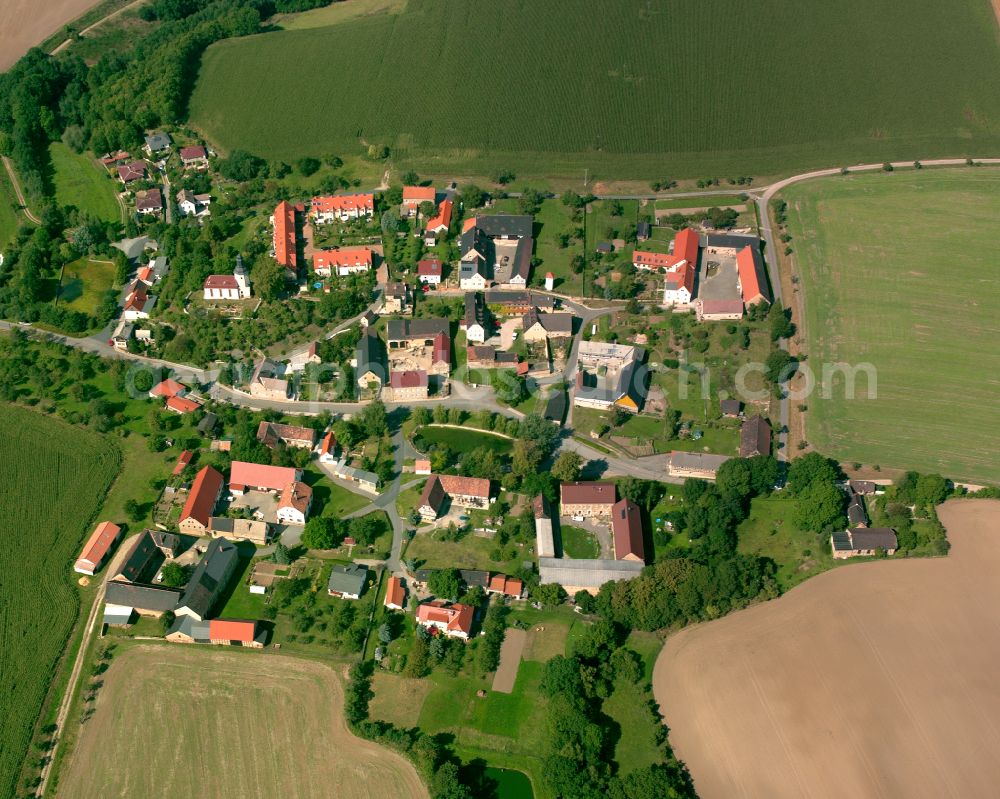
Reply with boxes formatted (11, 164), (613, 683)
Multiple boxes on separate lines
(48, 143), (120, 222)
(782, 168), (1000, 483)
(58, 646), (429, 799)
(190, 0), (1000, 179)
(0, 404), (120, 799)
(57, 257), (115, 313)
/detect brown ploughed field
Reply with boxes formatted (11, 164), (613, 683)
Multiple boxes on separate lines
(654, 500), (1000, 799)
(0, 0), (98, 70)
(59, 645), (429, 799)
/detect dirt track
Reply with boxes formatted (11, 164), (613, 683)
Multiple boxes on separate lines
(59, 646), (429, 799)
(0, 0), (97, 70)
(653, 500), (1000, 799)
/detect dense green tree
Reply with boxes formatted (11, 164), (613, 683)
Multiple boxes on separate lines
(428, 568), (461, 600)
(794, 479), (845, 531)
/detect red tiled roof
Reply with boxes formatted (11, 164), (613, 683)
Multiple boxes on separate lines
(150, 379), (187, 398)
(415, 459), (431, 472)
(438, 473), (491, 499)
(203, 274), (239, 289)
(319, 431), (336, 455)
(389, 370), (428, 389)
(737, 246), (766, 303)
(431, 332), (450, 365)
(425, 199), (453, 232)
(632, 250), (675, 269)
(279, 481), (312, 514)
(560, 481), (617, 507)
(172, 450), (193, 476)
(76, 521), (122, 570)
(180, 466), (224, 527)
(117, 160), (147, 182)
(311, 193), (374, 215)
(462, 217), (477, 233)
(417, 258), (442, 277)
(385, 576), (406, 608)
(403, 186), (435, 203)
(136, 266), (154, 283)
(209, 619), (257, 642)
(488, 574), (523, 597)
(166, 395), (199, 414)
(611, 498), (644, 562)
(273, 200), (297, 268)
(416, 601), (473, 636)
(180, 145), (207, 161)
(229, 461), (299, 492)
(135, 188), (163, 211)
(314, 247), (373, 273)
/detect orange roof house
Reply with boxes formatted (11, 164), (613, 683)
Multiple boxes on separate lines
(166, 395), (200, 414)
(272, 200), (298, 269)
(313, 247), (373, 276)
(403, 185), (436, 206)
(179, 466), (224, 534)
(74, 521), (123, 575)
(487, 573), (524, 598)
(208, 619), (264, 647)
(611, 498), (645, 562)
(310, 193), (375, 220)
(229, 461), (300, 493)
(149, 378), (187, 399)
(385, 576), (406, 610)
(416, 601), (474, 639)
(632, 251), (674, 269)
(425, 199), (453, 236)
(736, 245), (771, 306)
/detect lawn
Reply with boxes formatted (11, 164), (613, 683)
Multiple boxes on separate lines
(0, 163), (21, 252)
(305, 465), (372, 518)
(736, 495), (833, 590)
(404, 529), (524, 574)
(560, 525), (600, 559)
(603, 631), (666, 776)
(0, 404), (121, 799)
(48, 143), (121, 223)
(190, 0), (1000, 180)
(413, 425), (513, 456)
(57, 257), (116, 314)
(654, 194), (747, 210)
(782, 168), (1000, 483)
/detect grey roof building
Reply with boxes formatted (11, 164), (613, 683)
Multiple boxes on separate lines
(386, 317), (450, 345)
(538, 557), (644, 591)
(355, 332), (387, 383)
(327, 563), (368, 598)
(197, 411), (218, 436)
(105, 582), (181, 614)
(174, 538), (239, 621)
(111, 529), (164, 584)
(165, 615), (211, 642)
(144, 131), (172, 153)
(705, 232), (760, 250)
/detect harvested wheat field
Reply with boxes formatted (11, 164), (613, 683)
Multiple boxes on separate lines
(654, 499), (1000, 799)
(0, 0), (97, 70)
(59, 646), (429, 799)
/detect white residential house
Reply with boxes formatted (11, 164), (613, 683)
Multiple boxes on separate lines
(177, 189), (212, 217)
(276, 481), (312, 525)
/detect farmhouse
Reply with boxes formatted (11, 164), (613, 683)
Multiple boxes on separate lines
(150, 378), (187, 399)
(208, 516), (272, 545)
(310, 193), (375, 223)
(318, 431), (338, 463)
(178, 465), (225, 535)
(463, 292), (488, 344)
(74, 522), (123, 575)
(561, 482), (617, 518)
(533, 495), (556, 558)
(416, 601), (474, 640)
(249, 358), (290, 400)
(740, 415), (772, 457)
(402, 185), (435, 215)
(385, 575), (406, 610)
(314, 247), (374, 277)
(611, 498), (644, 562)
(521, 308), (573, 342)
(459, 215), (534, 287)
(466, 345), (518, 369)
(385, 369), (429, 401)
(174, 537), (239, 621)
(276, 480), (313, 525)
(486, 574), (524, 599)
(386, 318), (451, 377)
(256, 421), (317, 450)
(116, 160), (147, 184)
(229, 462), (301, 494)
(179, 145), (208, 168)
(177, 189), (212, 217)
(121, 282), (156, 320)
(135, 188), (163, 215)
(831, 528), (898, 559)
(382, 281), (412, 314)
(574, 341), (645, 413)
(666, 451), (732, 480)
(143, 131), (171, 155)
(355, 331), (387, 391)
(736, 244), (771, 306)
(110, 529), (170, 584)
(419, 474), (493, 521)
(203, 254), (251, 300)
(327, 563), (368, 599)
(271, 199), (299, 271)
(424, 199), (453, 244)
(847, 490), (869, 528)
(417, 257), (443, 284)
(288, 342), (321, 372)
(105, 582), (180, 621)
(167, 618), (266, 647)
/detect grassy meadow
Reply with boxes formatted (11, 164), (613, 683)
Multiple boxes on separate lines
(0, 404), (121, 799)
(0, 164), (20, 252)
(190, 0), (1000, 179)
(782, 168), (1000, 483)
(48, 143), (120, 223)
(57, 257), (115, 314)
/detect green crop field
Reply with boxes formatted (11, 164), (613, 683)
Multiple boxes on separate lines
(190, 0), (1000, 180)
(0, 404), (121, 799)
(782, 168), (1000, 484)
(49, 143), (121, 223)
